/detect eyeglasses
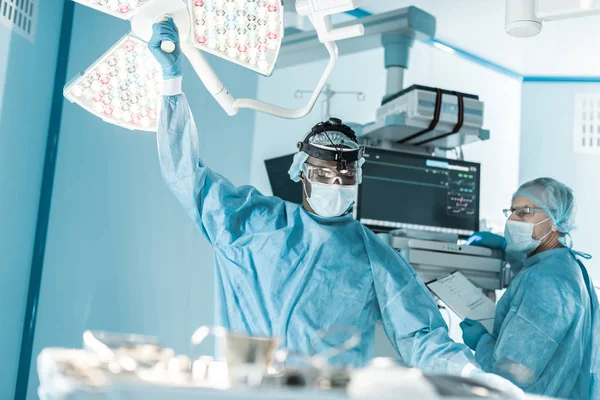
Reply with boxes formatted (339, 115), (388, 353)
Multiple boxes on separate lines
(303, 165), (359, 185)
(503, 206), (545, 218)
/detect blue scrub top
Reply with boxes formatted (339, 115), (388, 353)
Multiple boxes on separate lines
(475, 248), (600, 399)
(155, 92), (480, 375)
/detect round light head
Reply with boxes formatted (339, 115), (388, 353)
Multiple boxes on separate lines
(189, 0), (284, 76)
(505, 0), (543, 38)
(64, 34), (164, 132)
(506, 20), (542, 38)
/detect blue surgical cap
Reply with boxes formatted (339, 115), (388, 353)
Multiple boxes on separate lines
(512, 177), (576, 233)
(288, 130), (365, 182)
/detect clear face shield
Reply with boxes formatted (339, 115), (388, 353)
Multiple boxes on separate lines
(303, 164), (361, 186)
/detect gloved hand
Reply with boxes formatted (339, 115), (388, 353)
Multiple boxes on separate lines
(148, 17), (182, 79)
(460, 318), (488, 350)
(467, 232), (528, 276)
(465, 231), (507, 250)
(469, 370), (525, 399)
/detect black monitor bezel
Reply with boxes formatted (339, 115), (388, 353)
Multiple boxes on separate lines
(356, 147), (481, 235)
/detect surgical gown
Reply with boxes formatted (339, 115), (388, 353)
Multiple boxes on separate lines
(156, 91), (480, 374)
(474, 248), (600, 399)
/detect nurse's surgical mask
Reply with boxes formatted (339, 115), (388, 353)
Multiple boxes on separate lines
(504, 218), (551, 255)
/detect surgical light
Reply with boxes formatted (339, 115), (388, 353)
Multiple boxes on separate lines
(181, 0), (365, 118)
(72, 0), (154, 20)
(506, 0), (600, 38)
(189, 0), (284, 76)
(65, 0), (366, 129)
(295, 0), (364, 43)
(64, 34), (164, 131)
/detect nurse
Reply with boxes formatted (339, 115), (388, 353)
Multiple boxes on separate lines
(463, 177), (599, 399)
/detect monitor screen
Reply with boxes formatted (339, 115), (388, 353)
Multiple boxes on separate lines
(265, 154), (302, 204)
(357, 148), (480, 236)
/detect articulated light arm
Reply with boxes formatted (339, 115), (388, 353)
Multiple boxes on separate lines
(66, 0), (366, 131)
(181, 43), (237, 115)
(231, 41), (338, 119)
(182, 41), (338, 119)
(536, 0), (600, 21)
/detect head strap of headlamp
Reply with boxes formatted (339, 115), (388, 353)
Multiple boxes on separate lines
(297, 118), (363, 171)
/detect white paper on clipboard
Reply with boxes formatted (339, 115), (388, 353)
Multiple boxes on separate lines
(427, 271), (496, 332)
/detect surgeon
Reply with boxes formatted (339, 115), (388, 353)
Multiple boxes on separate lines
(463, 177), (599, 399)
(147, 18), (521, 394)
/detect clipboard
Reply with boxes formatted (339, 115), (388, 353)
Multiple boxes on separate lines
(426, 271), (496, 332)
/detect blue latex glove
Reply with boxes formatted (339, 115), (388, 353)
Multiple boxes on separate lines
(460, 318), (488, 350)
(466, 232), (527, 275)
(465, 231), (507, 250)
(148, 17), (182, 79)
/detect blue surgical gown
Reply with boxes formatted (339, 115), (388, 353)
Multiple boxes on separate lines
(156, 92), (481, 374)
(474, 248), (600, 399)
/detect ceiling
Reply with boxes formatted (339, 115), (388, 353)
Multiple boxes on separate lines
(355, 0), (600, 76)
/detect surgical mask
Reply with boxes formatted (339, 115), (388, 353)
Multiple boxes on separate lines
(504, 218), (551, 255)
(304, 180), (357, 218)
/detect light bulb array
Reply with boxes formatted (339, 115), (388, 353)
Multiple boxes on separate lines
(73, 0), (153, 20)
(189, 0), (284, 76)
(65, 34), (164, 132)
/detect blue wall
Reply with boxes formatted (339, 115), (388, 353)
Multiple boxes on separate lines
(520, 82), (600, 280)
(0, 1), (65, 396)
(23, 4), (259, 398)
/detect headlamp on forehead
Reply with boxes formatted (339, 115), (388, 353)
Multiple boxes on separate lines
(297, 118), (364, 173)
